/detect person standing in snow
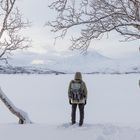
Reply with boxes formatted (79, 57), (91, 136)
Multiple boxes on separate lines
(68, 72), (87, 126)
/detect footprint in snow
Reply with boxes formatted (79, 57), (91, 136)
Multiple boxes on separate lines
(57, 123), (93, 129)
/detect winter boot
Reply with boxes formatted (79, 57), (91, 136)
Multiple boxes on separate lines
(71, 121), (76, 125)
(79, 121), (83, 126)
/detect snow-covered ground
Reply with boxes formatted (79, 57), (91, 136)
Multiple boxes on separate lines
(0, 74), (140, 140)
(1, 123), (140, 140)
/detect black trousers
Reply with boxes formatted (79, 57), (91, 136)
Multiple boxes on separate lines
(71, 104), (84, 124)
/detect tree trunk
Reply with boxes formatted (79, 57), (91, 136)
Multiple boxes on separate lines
(0, 87), (32, 124)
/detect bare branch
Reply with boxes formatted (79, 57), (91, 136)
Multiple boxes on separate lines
(0, 0), (30, 62)
(48, 0), (140, 51)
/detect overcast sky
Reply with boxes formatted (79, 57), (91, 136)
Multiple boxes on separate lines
(11, 0), (140, 65)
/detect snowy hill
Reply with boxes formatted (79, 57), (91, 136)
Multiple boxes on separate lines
(41, 50), (140, 74)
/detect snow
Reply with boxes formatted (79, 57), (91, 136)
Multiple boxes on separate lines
(0, 74), (140, 140)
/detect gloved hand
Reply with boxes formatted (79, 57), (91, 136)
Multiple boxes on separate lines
(69, 99), (72, 105)
(84, 100), (87, 105)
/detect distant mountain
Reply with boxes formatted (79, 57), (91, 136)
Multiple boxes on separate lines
(35, 50), (140, 74)
(0, 50), (140, 74)
(42, 50), (111, 73)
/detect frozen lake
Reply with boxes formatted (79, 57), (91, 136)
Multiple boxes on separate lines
(0, 74), (140, 125)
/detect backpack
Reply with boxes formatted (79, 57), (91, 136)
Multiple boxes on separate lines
(70, 80), (84, 101)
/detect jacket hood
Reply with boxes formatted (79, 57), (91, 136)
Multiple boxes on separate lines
(74, 72), (82, 80)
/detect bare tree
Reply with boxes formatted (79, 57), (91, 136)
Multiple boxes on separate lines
(48, 0), (140, 52)
(0, 87), (32, 124)
(0, 0), (30, 62)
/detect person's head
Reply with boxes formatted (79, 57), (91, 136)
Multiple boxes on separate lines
(74, 72), (82, 80)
